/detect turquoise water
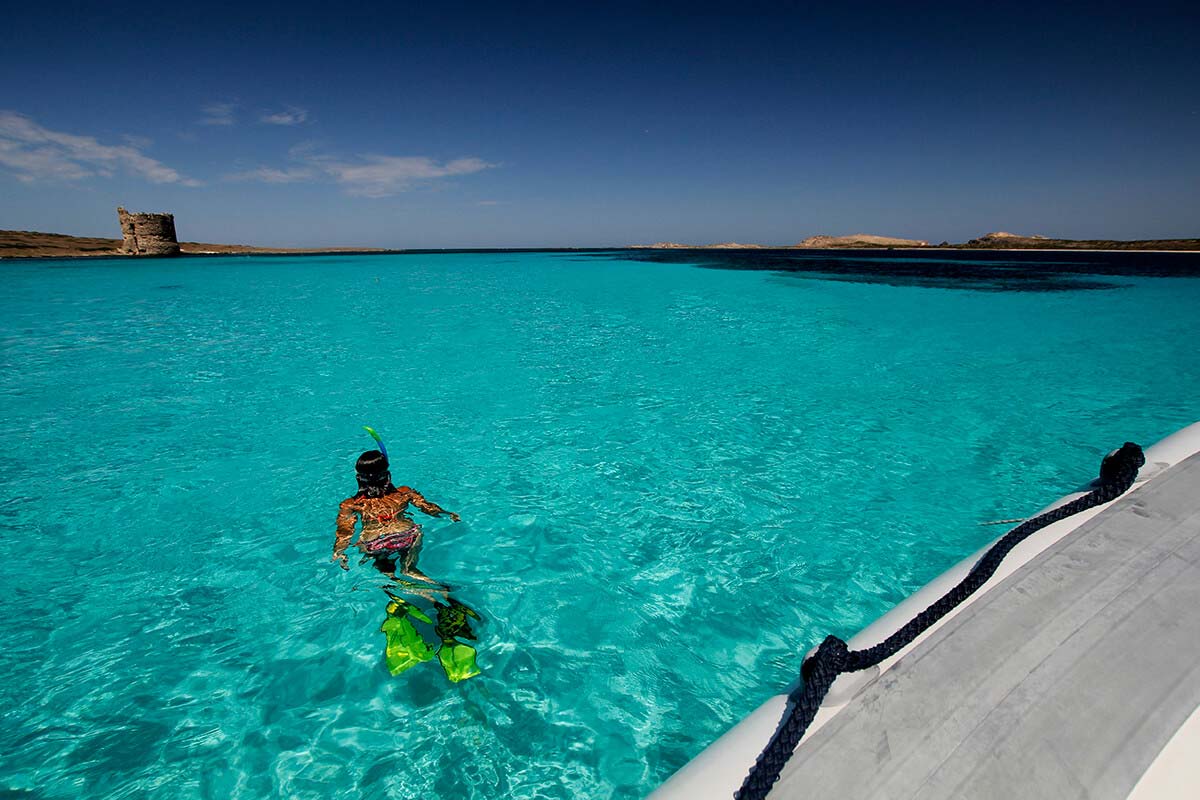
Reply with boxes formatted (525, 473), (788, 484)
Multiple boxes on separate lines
(2, 251), (1198, 798)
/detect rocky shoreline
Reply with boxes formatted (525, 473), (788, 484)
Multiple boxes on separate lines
(0, 229), (387, 259)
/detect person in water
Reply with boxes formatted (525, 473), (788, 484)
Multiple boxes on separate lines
(331, 449), (460, 588)
(333, 439), (481, 681)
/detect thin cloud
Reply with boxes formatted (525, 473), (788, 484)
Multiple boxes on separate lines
(200, 102), (236, 126)
(0, 111), (200, 186)
(227, 149), (495, 197)
(225, 166), (316, 183)
(122, 134), (154, 149)
(314, 155), (494, 197)
(260, 106), (309, 126)
(288, 141), (320, 158)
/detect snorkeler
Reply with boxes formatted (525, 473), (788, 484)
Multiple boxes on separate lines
(334, 428), (481, 681)
(331, 448), (460, 589)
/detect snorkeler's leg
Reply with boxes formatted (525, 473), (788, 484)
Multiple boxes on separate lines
(400, 543), (452, 591)
(374, 566), (438, 600)
(385, 579), (443, 603)
(371, 551), (437, 588)
(383, 561), (445, 602)
(402, 563), (451, 590)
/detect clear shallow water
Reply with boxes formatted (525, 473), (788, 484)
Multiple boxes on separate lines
(1, 250), (1198, 799)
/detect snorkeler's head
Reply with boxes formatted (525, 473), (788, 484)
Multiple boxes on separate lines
(355, 450), (394, 497)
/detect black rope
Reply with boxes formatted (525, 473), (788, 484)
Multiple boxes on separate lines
(734, 442), (1145, 800)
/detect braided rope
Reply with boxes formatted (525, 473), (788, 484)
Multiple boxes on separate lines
(735, 442), (1145, 800)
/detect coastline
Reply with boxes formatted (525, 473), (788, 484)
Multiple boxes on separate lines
(7, 247), (1200, 260)
(4, 228), (1200, 259)
(629, 243), (1200, 253)
(0, 229), (392, 259)
(627, 246), (1200, 255)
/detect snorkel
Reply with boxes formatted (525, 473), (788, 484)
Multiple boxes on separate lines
(363, 425), (388, 460)
(358, 426), (392, 497)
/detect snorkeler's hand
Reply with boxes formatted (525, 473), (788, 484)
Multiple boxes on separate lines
(331, 553), (349, 570)
(448, 512), (461, 522)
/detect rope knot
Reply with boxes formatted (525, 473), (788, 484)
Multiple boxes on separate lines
(800, 635), (849, 682)
(1099, 442), (1144, 484)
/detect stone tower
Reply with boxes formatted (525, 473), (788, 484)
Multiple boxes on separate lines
(117, 207), (180, 256)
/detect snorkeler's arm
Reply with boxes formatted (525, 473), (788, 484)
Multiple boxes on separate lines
(401, 486), (461, 522)
(332, 499), (358, 568)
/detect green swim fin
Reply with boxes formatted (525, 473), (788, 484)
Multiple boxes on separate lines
(434, 598), (481, 641)
(438, 640), (481, 682)
(380, 599), (435, 676)
(434, 600), (483, 682)
(386, 596), (433, 625)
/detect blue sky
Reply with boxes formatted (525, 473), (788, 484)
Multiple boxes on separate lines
(1, 1), (1197, 247)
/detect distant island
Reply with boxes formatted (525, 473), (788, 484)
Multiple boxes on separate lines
(953, 231), (1200, 251)
(632, 231), (1200, 251)
(795, 234), (929, 248)
(636, 241), (765, 250)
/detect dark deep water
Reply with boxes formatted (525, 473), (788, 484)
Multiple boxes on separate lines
(601, 247), (1200, 292)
